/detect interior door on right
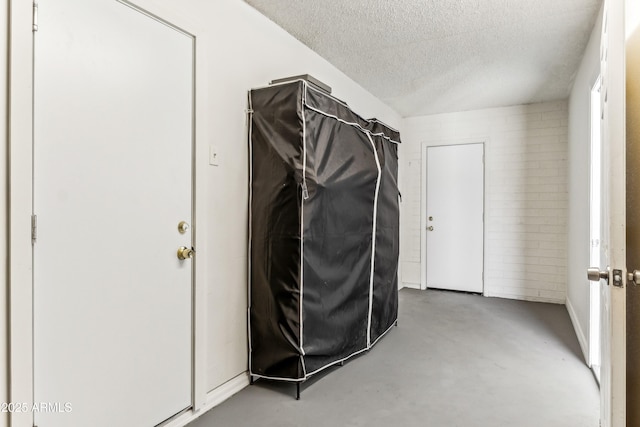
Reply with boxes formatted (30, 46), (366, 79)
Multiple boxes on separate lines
(425, 143), (484, 293)
(596, 0), (627, 426)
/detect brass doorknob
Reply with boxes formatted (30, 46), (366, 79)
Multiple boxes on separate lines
(177, 246), (195, 260)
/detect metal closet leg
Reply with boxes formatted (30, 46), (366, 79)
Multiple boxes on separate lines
(296, 382), (301, 400)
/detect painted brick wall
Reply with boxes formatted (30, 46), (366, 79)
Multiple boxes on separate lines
(400, 101), (569, 303)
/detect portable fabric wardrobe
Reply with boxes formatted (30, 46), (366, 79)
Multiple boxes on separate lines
(248, 79), (400, 394)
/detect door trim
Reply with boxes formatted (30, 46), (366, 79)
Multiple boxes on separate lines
(8, 2), (35, 426)
(589, 73), (602, 377)
(8, 1), (210, 425)
(420, 140), (486, 292)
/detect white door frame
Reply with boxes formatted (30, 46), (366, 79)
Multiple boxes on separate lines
(599, 0), (627, 425)
(8, 2), (209, 426)
(420, 140), (486, 291)
(8, 4), (34, 426)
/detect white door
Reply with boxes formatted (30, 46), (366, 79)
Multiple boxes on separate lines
(589, 0), (627, 426)
(33, 1), (194, 426)
(425, 143), (484, 292)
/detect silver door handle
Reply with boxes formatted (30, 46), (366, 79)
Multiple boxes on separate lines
(628, 270), (640, 285)
(587, 267), (608, 282)
(427, 226), (434, 231)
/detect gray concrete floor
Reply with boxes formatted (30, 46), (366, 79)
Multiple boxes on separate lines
(189, 289), (599, 427)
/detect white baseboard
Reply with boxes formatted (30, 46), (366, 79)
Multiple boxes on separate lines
(163, 372), (250, 427)
(483, 291), (564, 304)
(401, 282), (420, 290)
(566, 297), (589, 364)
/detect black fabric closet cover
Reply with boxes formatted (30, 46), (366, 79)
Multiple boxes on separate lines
(249, 80), (400, 381)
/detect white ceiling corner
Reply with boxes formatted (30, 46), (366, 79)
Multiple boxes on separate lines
(243, 0), (602, 117)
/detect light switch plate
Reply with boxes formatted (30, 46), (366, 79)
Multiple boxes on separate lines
(209, 144), (219, 166)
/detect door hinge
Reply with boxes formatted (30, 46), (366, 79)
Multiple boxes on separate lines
(32, 3), (38, 32)
(31, 214), (37, 244)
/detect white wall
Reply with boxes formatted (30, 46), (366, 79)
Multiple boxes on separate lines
(566, 6), (603, 362)
(132, 0), (402, 393)
(401, 102), (569, 303)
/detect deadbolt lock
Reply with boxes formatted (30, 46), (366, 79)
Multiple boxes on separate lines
(178, 221), (189, 234)
(177, 246), (195, 260)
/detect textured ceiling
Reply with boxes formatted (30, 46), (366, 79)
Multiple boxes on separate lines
(243, 0), (602, 117)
